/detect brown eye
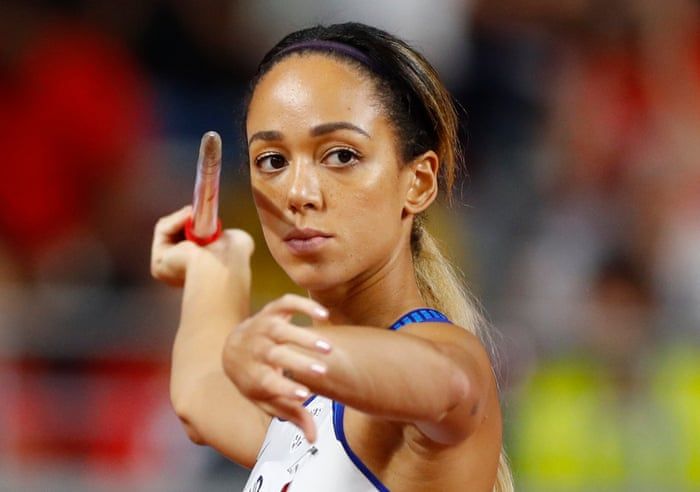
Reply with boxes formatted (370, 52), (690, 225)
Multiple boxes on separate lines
(256, 153), (288, 172)
(338, 150), (354, 163)
(324, 148), (360, 167)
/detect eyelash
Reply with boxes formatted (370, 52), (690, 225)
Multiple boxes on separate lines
(254, 153), (287, 172)
(253, 147), (362, 172)
(323, 147), (361, 167)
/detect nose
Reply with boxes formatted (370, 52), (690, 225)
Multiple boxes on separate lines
(287, 160), (323, 213)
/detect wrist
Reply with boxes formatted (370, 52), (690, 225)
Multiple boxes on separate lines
(182, 253), (251, 322)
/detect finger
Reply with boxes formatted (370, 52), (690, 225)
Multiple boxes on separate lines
(263, 294), (329, 321)
(256, 366), (311, 402)
(291, 402), (317, 443)
(152, 206), (193, 259)
(258, 397), (318, 443)
(266, 344), (328, 377)
(191, 131), (222, 239)
(154, 205), (193, 239)
(151, 207), (195, 282)
(266, 318), (332, 354)
(151, 241), (196, 285)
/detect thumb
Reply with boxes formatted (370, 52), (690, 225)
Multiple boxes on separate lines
(157, 240), (198, 286)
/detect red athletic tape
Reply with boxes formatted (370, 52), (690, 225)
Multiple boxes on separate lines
(184, 216), (222, 246)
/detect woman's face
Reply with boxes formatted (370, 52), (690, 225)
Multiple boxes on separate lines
(246, 54), (414, 293)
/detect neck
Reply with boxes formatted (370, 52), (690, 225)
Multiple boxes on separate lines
(308, 245), (425, 329)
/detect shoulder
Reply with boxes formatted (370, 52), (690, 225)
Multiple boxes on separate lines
(396, 321), (494, 383)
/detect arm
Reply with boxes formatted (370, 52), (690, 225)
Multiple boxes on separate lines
(151, 206), (269, 468)
(222, 293), (495, 447)
(297, 322), (493, 446)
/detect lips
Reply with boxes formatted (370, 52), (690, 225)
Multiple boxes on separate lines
(284, 228), (333, 254)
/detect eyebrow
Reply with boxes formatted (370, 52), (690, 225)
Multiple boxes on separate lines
(248, 121), (370, 145)
(247, 130), (283, 145)
(310, 122), (371, 139)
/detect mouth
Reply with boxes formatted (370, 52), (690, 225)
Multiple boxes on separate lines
(283, 228), (333, 255)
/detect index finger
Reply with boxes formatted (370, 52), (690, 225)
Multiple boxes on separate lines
(154, 205), (192, 239)
(263, 294), (329, 321)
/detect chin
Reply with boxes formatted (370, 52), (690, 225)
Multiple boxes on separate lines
(285, 263), (342, 292)
(268, 241), (363, 293)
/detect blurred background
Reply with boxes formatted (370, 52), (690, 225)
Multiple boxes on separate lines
(0, 0), (698, 490)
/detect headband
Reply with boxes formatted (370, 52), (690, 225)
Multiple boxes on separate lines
(274, 40), (380, 73)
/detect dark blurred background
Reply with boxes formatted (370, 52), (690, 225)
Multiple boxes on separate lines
(0, 0), (698, 490)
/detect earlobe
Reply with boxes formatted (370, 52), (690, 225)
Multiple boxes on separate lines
(404, 151), (439, 215)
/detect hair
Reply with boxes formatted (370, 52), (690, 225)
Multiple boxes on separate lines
(245, 22), (513, 492)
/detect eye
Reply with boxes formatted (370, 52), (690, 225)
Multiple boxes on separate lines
(255, 153), (288, 172)
(323, 147), (360, 167)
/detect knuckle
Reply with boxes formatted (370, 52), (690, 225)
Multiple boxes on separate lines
(265, 344), (282, 364)
(251, 340), (269, 360)
(179, 241), (197, 256)
(150, 260), (168, 281)
(259, 371), (278, 392)
(238, 378), (258, 399)
(154, 217), (167, 233)
(261, 299), (275, 313)
(280, 293), (296, 304)
(227, 229), (255, 250)
(267, 320), (285, 339)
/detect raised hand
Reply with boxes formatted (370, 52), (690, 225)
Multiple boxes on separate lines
(222, 294), (333, 443)
(150, 131), (252, 287)
(150, 205), (254, 287)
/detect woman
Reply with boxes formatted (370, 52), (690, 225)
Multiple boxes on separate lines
(151, 22), (512, 492)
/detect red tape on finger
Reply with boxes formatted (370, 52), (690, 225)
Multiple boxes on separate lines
(184, 216), (223, 246)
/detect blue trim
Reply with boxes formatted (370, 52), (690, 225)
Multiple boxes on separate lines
(389, 308), (450, 331)
(321, 311), (448, 489)
(332, 401), (390, 492)
(276, 394), (317, 422)
(302, 394), (317, 407)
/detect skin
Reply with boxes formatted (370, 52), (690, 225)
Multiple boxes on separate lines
(151, 53), (501, 491)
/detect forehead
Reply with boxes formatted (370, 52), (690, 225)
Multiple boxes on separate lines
(246, 54), (383, 134)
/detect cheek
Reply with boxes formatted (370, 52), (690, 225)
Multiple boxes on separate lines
(331, 176), (404, 252)
(251, 178), (288, 226)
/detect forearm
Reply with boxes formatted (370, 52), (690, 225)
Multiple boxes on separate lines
(169, 258), (270, 461)
(171, 261), (248, 403)
(303, 325), (475, 424)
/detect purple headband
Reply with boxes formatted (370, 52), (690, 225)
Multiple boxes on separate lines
(274, 40), (380, 73)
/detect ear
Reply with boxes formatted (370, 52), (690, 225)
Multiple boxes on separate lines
(403, 151), (439, 215)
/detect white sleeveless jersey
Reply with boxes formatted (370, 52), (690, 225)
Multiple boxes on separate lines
(242, 308), (451, 492)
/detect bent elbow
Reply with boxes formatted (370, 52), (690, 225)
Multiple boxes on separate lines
(182, 423), (207, 445)
(171, 393), (207, 445)
(419, 366), (480, 445)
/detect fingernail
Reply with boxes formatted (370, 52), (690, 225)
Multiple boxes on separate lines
(294, 388), (309, 399)
(314, 307), (329, 318)
(315, 339), (332, 352)
(310, 363), (327, 375)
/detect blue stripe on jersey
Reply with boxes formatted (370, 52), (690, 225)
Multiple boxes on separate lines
(329, 308), (450, 491)
(332, 401), (390, 492)
(389, 308), (450, 331)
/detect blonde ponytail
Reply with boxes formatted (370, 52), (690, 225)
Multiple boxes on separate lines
(412, 222), (514, 492)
